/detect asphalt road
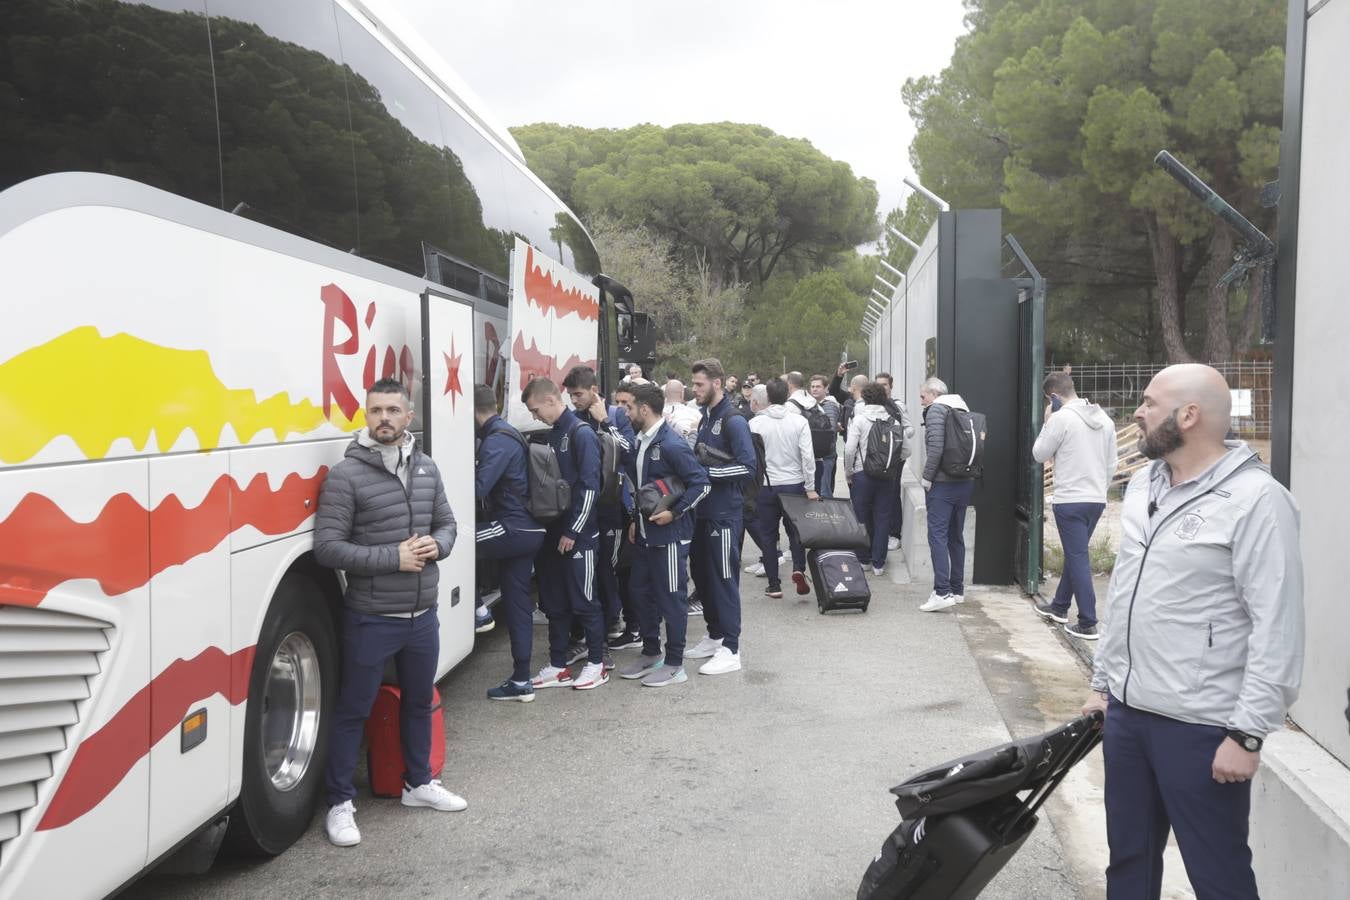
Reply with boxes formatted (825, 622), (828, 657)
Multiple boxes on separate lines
(131, 555), (1085, 900)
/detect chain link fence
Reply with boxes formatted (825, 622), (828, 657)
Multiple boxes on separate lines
(1044, 361), (1273, 439)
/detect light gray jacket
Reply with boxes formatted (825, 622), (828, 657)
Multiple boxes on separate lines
(1091, 442), (1304, 737)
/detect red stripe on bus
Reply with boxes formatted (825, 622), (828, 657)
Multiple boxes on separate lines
(523, 246), (599, 321)
(0, 468), (326, 606)
(38, 644), (255, 831)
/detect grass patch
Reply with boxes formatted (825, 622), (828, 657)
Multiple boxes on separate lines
(1042, 537), (1116, 577)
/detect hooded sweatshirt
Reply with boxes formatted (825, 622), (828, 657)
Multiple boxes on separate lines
(844, 403), (911, 475)
(748, 404), (814, 487)
(1032, 398), (1117, 505)
(921, 394), (971, 483)
(357, 428), (416, 488)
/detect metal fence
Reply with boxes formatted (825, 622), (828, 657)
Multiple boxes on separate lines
(1043, 361), (1273, 439)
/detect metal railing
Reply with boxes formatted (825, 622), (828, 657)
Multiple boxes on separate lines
(1043, 361), (1273, 439)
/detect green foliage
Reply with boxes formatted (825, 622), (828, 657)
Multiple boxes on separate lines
(736, 270), (868, 379)
(514, 122), (880, 289)
(895, 0), (1286, 364)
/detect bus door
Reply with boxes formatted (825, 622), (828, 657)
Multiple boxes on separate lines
(419, 289), (477, 676)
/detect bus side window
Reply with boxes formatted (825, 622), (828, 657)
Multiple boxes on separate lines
(208, 0), (357, 253)
(0, 0), (220, 206)
(334, 7), (455, 278)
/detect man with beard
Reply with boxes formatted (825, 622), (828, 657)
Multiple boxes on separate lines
(315, 378), (465, 847)
(1082, 364), (1304, 900)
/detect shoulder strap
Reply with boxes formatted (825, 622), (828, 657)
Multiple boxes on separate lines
(788, 398), (805, 413)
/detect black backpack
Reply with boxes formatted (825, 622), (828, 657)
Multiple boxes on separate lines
(940, 408), (987, 479)
(863, 415), (907, 481)
(742, 430), (768, 515)
(790, 399), (835, 459)
(595, 408), (623, 509)
(508, 429), (572, 524)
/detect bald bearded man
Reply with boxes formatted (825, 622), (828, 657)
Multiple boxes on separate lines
(1082, 364), (1304, 900)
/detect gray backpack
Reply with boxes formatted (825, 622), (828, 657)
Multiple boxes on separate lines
(509, 430), (572, 524)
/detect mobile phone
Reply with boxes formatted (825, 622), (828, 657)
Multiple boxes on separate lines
(843, 360), (859, 370)
(1050, 393), (1063, 412)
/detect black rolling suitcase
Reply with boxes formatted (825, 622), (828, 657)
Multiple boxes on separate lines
(808, 549), (870, 613)
(857, 712), (1103, 900)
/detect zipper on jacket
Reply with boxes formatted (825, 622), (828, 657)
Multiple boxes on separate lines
(1119, 457), (1257, 705)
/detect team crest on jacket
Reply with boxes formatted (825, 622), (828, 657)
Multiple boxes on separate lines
(712, 418), (723, 435)
(651, 445), (662, 461)
(1176, 512), (1204, 540)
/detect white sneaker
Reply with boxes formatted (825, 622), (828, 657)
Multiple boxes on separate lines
(531, 665), (573, 689)
(401, 780), (468, 812)
(872, 566), (884, 577)
(919, 592), (958, 612)
(744, 562), (766, 576)
(326, 801), (360, 847)
(572, 661), (609, 690)
(951, 593), (965, 604)
(532, 608), (549, 626)
(684, 636), (723, 659)
(700, 645), (741, 675)
(886, 536), (901, 551)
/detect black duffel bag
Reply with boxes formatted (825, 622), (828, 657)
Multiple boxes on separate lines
(636, 475), (685, 520)
(778, 495), (869, 552)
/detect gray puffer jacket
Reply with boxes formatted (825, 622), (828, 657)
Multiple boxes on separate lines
(314, 432), (457, 616)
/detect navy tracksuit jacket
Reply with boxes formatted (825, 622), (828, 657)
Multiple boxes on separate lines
(475, 415), (544, 682)
(692, 395), (757, 654)
(579, 403), (638, 631)
(626, 420), (711, 664)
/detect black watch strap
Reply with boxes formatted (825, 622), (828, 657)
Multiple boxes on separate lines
(1226, 729), (1263, 752)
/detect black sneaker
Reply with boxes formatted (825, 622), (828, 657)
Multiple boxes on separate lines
(1065, 623), (1099, 640)
(565, 642), (588, 665)
(765, 584), (783, 599)
(687, 599), (703, 616)
(609, 630), (642, 650)
(1035, 602), (1069, 624)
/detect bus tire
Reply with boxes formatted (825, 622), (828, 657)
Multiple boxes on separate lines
(225, 575), (338, 857)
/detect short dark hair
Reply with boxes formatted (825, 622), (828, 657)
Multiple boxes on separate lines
(809, 374), (828, 389)
(368, 378), (410, 404)
(631, 382), (664, 415)
(785, 371), (805, 390)
(562, 365), (597, 390)
(473, 383), (497, 415)
(861, 382), (888, 406)
(1043, 372), (1075, 397)
(691, 358), (726, 382)
(614, 379), (637, 397)
(520, 376), (559, 404)
(766, 377), (789, 405)
(875, 371), (892, 385)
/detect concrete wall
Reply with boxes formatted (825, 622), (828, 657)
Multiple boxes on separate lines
(1252, 731), (1350, 898)
(1287, 0), (1350, 769)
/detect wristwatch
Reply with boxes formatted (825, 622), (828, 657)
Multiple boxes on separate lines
(1226, 729), (1263, 752)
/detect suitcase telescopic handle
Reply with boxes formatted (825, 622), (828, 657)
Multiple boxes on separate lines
(998, 712), (1104, 837)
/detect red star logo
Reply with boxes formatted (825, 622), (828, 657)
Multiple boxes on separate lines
(443, 336), (463, 411)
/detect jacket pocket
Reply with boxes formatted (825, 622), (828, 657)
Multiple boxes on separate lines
(1190, 621), (1214, 693)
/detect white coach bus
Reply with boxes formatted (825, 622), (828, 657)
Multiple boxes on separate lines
(0, 1), (632, 896)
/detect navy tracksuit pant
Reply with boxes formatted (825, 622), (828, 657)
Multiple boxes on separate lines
(630, 540), (690, 667)
(476, 521), (543, 682)
(325, 607), (439, 806)
(849, 471), (895, 568)
(925, 479), (974, 596)
(692, 517), (743, 653)
(1050, 502), (1105, 628)
(756, 483), (807, 583)
(1104, 698), (1259, 899)
(598, 516), (638, 633)
(536, 538), (605, 668)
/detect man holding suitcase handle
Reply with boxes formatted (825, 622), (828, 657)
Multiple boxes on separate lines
(1082, 364), (1304, 900)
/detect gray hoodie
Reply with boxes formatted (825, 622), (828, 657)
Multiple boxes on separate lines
(1032, 398), (1117, 504)
(1091, 442), (1304, 737)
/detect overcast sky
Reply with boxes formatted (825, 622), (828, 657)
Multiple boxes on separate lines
(394, 0), (970, 221)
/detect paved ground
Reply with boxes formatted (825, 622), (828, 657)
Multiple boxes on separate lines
(132, 549), (1093, 900)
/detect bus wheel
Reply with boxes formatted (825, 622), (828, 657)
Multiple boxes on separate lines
(226, 575), (337, 856)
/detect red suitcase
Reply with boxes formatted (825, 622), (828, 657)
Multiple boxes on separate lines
(364, 684), (445, 798)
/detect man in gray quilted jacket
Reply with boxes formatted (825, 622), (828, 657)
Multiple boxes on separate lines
(314, 378), (464, 848)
